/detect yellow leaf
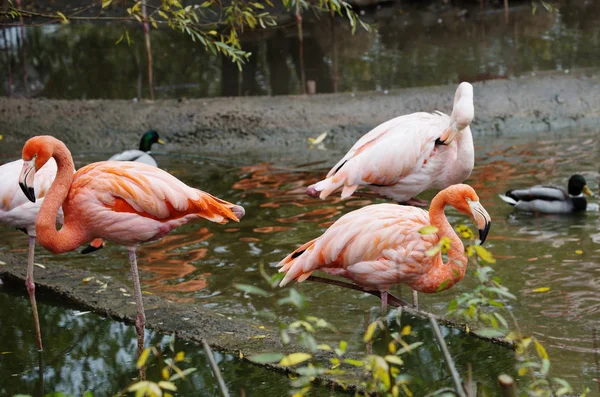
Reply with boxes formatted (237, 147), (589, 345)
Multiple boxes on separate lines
(162, 367), (170, 380)
(532, 287), (550, 293)
(418, 225), (438, 235)
(136, 347), (152, 369)
(473, 245), (496, 264)
(465, 245), (473, 257)
(401, 325), (411, 336)
(534, 339), (549, 360)
(308, 131), (328, 145)
(363, 321), (378, 342)
(317, 344), (332, 351)
(426, 245), (441, 257)
(175, 352), (185, 362)
(158, 381), (177, 391)
(518, 366), (528, 376)
(56, 11), (69, 24)
(455, 224), (474, 239)
(239, 351), (244, 359)
(279, 353), (312, 366)
(102, 0), (112, 8)
(465, 325), (470, 333)
(0, 135), (3, 141)
(384, 355), (403, 365)
(388, 341), (396, 354)
(575, 250), (583, 254)
(82, 277), (94, 283)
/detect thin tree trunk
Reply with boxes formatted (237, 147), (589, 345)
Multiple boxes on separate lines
(504, 0), (509, 24)
(16, 0), (28, 96)
(141, 0), (154, 100)
(2, 25), (12, 97)
(330, 8), (338, 93)
(295, 2), (306, 95)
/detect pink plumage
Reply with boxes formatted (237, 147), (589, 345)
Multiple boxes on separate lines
(307, 82), (475, 205)
(280, 184), (491, 310)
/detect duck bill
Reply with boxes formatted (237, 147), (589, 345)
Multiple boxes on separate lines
(19, 159), (37, 203)
(468, 200), (491, 244)
(157, 138), (165, 145)
(582, 185), (593, 197)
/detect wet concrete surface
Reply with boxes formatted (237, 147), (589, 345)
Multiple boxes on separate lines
(1, 71), (598, 162)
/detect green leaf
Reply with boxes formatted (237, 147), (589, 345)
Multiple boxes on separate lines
(335, 340), (347, 356)
(102, 0), (112, 8)
(277, 288), (306, 309)
(248, 353), (283, 364)
(279, 353), (312, 366)
(251, 2), (265, 9)
(343, 358), (364, 367)
(234, 283), (272, 297)
(168, 367), (197, 381)
(395, 341), (423, 355)
(436, 279), (450, 292)
(472, 328), (506, 338)
(487, 287), (516, 300)
(418, 225), (438, 235)
(56, 11), (69, 24)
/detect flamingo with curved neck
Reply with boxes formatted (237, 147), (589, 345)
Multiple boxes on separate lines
(306, 82), (475, 206)
(19, 136), (245, 356)
(278, 184), (491, 312)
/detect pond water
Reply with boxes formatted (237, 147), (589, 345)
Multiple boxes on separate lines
(1, 0), (600, 98)
(0, 127), (599, 394)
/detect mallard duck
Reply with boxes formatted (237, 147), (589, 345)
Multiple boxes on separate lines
(499, 174), (593, 214)
(109, 130), (164, 167)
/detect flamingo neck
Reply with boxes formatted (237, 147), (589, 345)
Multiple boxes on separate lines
(36, 141), (88, 254)
(426, 191), (467, 292)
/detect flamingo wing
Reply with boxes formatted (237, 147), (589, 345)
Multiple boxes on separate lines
(66, 161), (241, 244)
(314, 112), (451, 199)
(278, 204), (437, 288)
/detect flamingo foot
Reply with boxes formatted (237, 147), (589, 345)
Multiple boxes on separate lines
(26, 236), (43, 352)
(306, 185), (320, 198)
(403, 198), (429, 207)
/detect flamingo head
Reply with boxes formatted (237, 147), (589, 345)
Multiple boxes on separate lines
(19, 136), (56, 203)
(445, 184), (491, 244)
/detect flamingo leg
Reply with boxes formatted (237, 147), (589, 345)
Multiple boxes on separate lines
(412, 290), (419, 308)
(381, 291), (388, 314)
(26, 236), (43, 351)
(128, 247), (146, 358)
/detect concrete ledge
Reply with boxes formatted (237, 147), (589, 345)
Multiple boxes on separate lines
(1, 71), (598, 158)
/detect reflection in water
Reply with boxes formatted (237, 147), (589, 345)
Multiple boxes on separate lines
(1, 130), (600, 391)
(2, 1), (600, 98)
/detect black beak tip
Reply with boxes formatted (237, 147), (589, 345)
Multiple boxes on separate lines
(479, 222), (491, 245)
(19, 182), (36, 203)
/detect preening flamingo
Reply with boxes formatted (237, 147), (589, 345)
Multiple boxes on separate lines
(0, 158), (62, 350)
(279, 184), (491, 311)
(18, 136), (245, 355)
(109, 129), (165, 167)
(499, 174), (593, 214)
(307, 82), (475, 206)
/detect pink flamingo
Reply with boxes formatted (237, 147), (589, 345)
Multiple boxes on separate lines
(307, 82), (475, 206)
(0, 158), (62, 351)
(279, 184), (491, 311)
(18, 136), (245, 355)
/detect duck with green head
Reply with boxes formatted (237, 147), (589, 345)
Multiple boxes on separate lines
(499, 174), (594, 214)
(109, 130), (165, 167)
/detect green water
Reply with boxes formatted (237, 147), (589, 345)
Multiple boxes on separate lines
(1, 0), (600, 98)
(0, 128), (599, 394)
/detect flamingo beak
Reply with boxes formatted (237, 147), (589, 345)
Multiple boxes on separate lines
(468, 200), (491, 244)
(19, 159), (37, 203)
(583, 185), (593, 197)
(438, 125), (459, 145)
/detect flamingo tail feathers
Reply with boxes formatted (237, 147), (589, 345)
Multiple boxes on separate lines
(278, 238), (318, 287)
(191, 192), (245, 224)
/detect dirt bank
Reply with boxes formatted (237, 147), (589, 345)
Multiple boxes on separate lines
(1, 71), (598, 160)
